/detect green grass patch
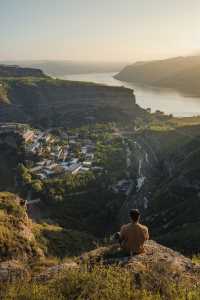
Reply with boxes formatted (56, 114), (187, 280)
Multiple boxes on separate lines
(192, 255), (200, 264)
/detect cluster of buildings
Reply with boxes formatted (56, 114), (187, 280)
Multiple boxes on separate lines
(0, 123), (133, 196)
(23, 128), (101, 180)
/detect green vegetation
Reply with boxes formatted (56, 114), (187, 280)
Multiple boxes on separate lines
(14, 123), (127, 238)
(192, 255), (200, 264)
(0, 82), (9, 103)
(1, 64), (200, 298)
(1, 265), (199, 300)
(1, 116), (200, 254)
(0, 192), (40, 260)
(0, 191), (95, 264)
(33, 172), (125, 237)
(95, 139), (126, 180)
(33, 223), (95, 258)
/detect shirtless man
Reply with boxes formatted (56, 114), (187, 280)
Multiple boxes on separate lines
(118, 209), (149, 255)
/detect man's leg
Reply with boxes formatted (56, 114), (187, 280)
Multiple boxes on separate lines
(111, 232), (130, 257)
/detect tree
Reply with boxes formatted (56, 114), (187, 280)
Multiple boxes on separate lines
(31, 180), (43, 193)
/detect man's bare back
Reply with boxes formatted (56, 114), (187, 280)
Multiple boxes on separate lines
(119, 209), (149, 255)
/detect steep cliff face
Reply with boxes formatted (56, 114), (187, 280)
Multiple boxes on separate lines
(0, 131), (24, 191)
(0, 78), (145, 127)
(120, 126), (200, 253)
(0, 65), (46, 78)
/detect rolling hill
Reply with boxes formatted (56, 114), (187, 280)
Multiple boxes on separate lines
(115, 55), (200, 96)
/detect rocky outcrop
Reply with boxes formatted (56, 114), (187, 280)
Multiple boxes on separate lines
(0, 65), (46, 78)
(81, 240), (200, 286)
(30, 240), (200, 286)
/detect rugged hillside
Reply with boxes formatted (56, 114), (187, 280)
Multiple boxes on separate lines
(0, 192), (95, 281)
(115, 55), (200, 96)
(1, 65), (200, 298)
(0, 192), (42, 262)
(1, 241), (200, 299)
(0, 72), (146, 128)
(147, 128), (200, 253)
(123, 122), (200, 253)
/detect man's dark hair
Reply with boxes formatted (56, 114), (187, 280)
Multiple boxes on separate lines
(129, 209), (140, 222)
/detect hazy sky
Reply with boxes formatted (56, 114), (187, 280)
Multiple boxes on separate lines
(1, 0), (200, 62)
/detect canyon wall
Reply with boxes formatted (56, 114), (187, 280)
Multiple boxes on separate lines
(0, 78), (145, 127)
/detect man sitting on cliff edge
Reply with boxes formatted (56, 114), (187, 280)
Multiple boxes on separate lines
(116, 209), (149, 256)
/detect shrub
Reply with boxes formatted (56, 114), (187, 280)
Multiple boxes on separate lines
(1, 265), (200, 300)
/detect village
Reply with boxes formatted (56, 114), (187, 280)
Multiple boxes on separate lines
(23, 127), (101, 179)
(0, 123), (134, 196)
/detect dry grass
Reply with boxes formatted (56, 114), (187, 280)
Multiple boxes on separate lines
(1, 264), (200, 300)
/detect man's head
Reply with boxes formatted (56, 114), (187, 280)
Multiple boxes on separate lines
(129, 209), (140, 223)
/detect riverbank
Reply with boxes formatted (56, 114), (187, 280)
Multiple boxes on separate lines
(63, 72), (200, 117)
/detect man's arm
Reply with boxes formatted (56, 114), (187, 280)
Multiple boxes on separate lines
(145, 227), (149, 241)
(141, 226), (149, 242)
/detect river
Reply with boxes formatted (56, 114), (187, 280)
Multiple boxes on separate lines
(61, 72), (200, 117)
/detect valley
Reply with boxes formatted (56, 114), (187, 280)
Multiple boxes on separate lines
(0, 65), (199, 298)
(1, 111), (200, 254)
(2, 1), (200, 297)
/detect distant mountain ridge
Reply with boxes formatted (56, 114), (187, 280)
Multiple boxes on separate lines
(115, 55), (200, 96)
(1, 60), (126, 77)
